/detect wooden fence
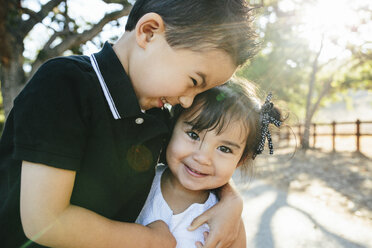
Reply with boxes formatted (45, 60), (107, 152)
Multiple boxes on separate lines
(281, 119), (372, 153)
(1, 119), (371, 154)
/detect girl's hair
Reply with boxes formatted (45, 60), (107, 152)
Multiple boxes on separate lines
(125, 0), (259, 66)
(170, 78), (283, 170)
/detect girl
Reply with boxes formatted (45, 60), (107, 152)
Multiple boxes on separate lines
(136, 79), (283, 247)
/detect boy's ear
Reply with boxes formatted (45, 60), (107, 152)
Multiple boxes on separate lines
(135, 13), (165, 49)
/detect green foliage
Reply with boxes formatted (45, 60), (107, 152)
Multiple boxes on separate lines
(237, 2), (314, 120)
(237, 0), (372, 122)
(340, 60), (372, 90)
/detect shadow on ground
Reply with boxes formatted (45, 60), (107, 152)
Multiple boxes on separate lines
(249, 148), (372, 219)
(235, 179), (369, 248)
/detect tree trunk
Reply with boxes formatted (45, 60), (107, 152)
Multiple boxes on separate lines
(302, 112), (312, 149)
(301, 37), (324, 150)
(302, 79), (316, 150)
(0, 1), (132, 120)
(0, 39), (26, 118)
(301, 66), (318, 150)
(0, 0), (25, 118)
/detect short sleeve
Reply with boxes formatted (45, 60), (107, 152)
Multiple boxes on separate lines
(12, 58), (91, 171)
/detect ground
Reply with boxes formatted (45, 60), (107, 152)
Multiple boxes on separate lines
(233, 148), (372, 248)
(252, 148), (372, 221)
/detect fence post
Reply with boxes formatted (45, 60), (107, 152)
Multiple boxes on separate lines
(356, 119), (361, 152)
(312, 123), (316, 148)
(332, 121), (336, 152)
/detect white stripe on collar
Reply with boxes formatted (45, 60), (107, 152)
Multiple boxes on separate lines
(90, 54), (121, 120)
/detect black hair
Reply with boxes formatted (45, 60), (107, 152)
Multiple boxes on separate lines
(125, 0), (259, 66)
(170, 78), (284, 171)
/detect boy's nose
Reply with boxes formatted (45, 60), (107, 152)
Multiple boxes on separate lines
(178, 95), (194, 108)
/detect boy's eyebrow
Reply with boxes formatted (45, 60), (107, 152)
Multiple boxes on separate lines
(221, 140), (241, 149)
(197, 72), (207, 88)
(183, 121), (193, 125)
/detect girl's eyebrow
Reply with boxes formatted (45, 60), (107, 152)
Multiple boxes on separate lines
(220, 140), (241, 149)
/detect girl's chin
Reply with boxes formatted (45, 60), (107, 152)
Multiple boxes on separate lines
(179, 178), (206, 192)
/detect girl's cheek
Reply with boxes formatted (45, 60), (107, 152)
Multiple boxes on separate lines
(168, 141), (184, 157)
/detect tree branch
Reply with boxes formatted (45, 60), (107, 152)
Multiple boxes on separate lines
(308, 58), (352, 119)
(21, 7), (39, 19)
(20, 0), (64, 38)
(317, 56), (338, 71)
(304, 34), (324, 122)
(101, 0), (130, 5)
(62, 0), (69, 33)
(42, 29), (70, 52)
(301, 35), (325, 148)
(29, 6), (132, 77)
(308, 76), (333, 119)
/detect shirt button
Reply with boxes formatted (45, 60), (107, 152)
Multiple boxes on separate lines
(135, 118), (144, 125)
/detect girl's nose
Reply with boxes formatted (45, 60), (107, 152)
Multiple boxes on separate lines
(192, 147), (212, 166)
(178, 95), (194, 108)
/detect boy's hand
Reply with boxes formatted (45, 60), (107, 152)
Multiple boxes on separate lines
(147, 220), (177, 248)
(188, 182), (243, 248)
(195, 231), (209, 248)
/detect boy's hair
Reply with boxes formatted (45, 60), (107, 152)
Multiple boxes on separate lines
(171, 78), (283, 171)
(125, 0), (259, 66)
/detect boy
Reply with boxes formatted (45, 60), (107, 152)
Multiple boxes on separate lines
(0, 0), (258, 247)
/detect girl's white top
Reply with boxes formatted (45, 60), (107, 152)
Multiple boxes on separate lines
(136, 164), (218, 248)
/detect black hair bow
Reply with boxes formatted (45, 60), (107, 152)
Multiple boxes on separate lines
(253, 92), (282, 159)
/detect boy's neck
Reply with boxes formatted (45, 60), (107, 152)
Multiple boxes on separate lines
(112, 32), (134, 74)
(161, 168), (209, 215)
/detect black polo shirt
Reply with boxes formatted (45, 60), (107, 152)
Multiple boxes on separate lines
(0, 42), (170, 247)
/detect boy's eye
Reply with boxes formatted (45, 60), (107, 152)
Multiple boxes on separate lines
(186, 131), (199, 140)
(218, 146), (232, 154)
(191, 78), (198, 87)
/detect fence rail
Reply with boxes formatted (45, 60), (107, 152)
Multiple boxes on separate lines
(1, 120), (371, 154)
(284, 119), (372, 153)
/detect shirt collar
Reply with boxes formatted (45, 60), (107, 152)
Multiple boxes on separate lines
(92, 41), (142, 118)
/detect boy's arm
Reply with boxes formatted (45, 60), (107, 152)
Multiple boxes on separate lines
(228, 218), (246, 248)
(188, 180), (243, 248)
(20, 161), (176, 248)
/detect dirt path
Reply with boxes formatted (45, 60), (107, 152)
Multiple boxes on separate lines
(234, 149), (372, 247)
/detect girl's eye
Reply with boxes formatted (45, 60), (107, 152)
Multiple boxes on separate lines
(191, 78), (198, 87)
(218, 146), (232, 154)
(186, 131), (199, 140)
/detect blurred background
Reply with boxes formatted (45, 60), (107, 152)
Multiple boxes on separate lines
(0, 0), (371, 247)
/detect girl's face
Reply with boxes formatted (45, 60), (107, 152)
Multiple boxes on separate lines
(166, 111), (248, 192)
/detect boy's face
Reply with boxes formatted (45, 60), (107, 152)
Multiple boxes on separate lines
(129, 34), (236, 110)
(166, 111), (247, 192)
